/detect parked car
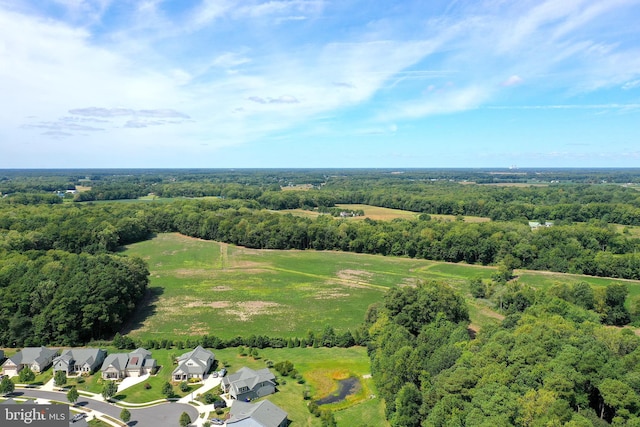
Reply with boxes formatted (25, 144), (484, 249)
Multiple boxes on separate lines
(218, 368), (227, 377)
(210, 418), (224, 425)
(71, 413), (87, 422)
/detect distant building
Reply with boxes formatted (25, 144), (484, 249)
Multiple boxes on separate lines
(529, 221), (553, 230)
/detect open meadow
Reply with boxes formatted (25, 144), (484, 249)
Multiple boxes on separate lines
(279, 203), (491, 223)
(123, 233), (640, 341)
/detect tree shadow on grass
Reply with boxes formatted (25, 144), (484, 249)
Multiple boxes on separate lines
(119, 286), (164, 335)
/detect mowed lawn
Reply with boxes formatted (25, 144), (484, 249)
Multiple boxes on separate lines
(123, 233), (640, 341)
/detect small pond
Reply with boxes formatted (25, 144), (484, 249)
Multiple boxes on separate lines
(315, 376), (361, 405)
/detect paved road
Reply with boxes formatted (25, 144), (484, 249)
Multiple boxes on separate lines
(14, 389), (199, 426)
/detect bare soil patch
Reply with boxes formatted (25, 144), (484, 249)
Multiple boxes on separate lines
(185, 301), (232, 309)
(315, 289), (350, 300)
(225, 301), (282, 321)
(333, 270), (376, 288)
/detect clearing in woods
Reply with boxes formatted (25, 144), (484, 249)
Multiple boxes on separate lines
(123, 233), (640, 341)
(279, 203), (491, 222)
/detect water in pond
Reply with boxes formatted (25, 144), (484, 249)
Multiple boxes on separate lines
(315, 377), (361, 405)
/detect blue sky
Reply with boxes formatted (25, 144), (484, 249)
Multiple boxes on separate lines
(1, 0), (639, 168)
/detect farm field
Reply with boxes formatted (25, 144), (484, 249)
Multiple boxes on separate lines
(123, 233), (640, 341)
(279, 203), (491, 222)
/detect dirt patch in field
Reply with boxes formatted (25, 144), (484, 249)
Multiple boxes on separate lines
(225, 301), (282, 321)
(186, 322), (210, 335)
(332, 270), (375, 288)
(337, 269), (373, 280)
(315, 289), (350, 299)
(326, 279), (370, 290)
(185, 301), (232, 309)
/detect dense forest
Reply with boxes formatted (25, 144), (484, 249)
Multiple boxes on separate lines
(368, 281), (640, 426)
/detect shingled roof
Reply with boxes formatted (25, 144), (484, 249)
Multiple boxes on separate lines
(227, 400), (287, 427)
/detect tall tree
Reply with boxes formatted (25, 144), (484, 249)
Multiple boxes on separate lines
(101, 381), (117, 400)
(54, 370), (67, 388)
(67, 386), (79, 405)
(0, 376), (14, 396)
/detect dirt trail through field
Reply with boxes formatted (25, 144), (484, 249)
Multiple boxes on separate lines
(219, 243), (229, 270)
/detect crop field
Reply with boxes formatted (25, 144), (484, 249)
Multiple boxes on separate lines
(123, 233), (640, 341)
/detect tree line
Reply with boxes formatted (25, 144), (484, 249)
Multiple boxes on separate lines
(3, 198), (640, 280)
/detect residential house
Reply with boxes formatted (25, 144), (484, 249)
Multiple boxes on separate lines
(53, 349), (106, 375)
(101, 353), (129, 380)
(222, 367), (276, 401)
(100, 348), (156, 380)
(126, 348), (156, 377)
(227, 400), (288, 427)
(1, 347), (58, 376)
(172, 345), (215, 381)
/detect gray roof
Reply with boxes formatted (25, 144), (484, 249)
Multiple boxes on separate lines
(55, 349), (105, 368)
(223, 367), (275, 395)
(129, 348), (151, 357)
(176, 346), (214, 364)
(101, 353), (129, 371)
(172, 346), (214, 376)
(6, 347), (57, 366)
(227, 400), (287, 427)
(127, 349), (153, 370)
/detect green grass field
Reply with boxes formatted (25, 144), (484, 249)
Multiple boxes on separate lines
(123, 233), (640, 340)
(278, 203), (491, 223)
(212, 346), (386, 427)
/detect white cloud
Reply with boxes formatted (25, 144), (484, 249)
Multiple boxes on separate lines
(501, 75), (524, 87)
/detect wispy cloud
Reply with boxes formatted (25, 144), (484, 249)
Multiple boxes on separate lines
(247, 95), (300, 104)
(69, 107), (190, 119)
(501, 75), (524, 87)
(1, 0), (639, 167)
